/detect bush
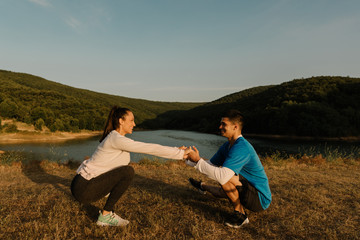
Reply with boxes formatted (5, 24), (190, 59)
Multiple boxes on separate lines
(35, 118), (45, 131)
(4, 123), (18, 133)
(0, 150), (26, 165)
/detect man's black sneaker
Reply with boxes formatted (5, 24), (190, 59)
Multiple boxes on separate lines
(225, 211), (249, 228)
(188, 178), (206, 194)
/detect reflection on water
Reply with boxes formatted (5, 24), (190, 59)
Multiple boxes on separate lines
(0, 130), (359, 163)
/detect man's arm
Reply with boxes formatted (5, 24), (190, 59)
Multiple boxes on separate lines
(187, 146), (235, 185)
(195, 159), (234, 185)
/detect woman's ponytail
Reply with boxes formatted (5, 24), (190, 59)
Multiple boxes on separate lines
(100, 106), (131, 142)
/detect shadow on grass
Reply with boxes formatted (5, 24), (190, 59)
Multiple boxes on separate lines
(21, 160), (100, 221)
(132, 174), (231, 223)
(21, 160), (72, 197)
(20, 161), (229, 224)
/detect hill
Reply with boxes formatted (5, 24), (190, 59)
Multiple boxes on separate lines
(142, 76), (360, 138)
(1, 70), (359, 138)
(0, 70), (202, 132)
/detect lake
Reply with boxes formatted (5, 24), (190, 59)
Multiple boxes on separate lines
(0, 130), (359, 163)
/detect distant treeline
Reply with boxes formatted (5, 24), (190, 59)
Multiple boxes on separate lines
(1, 70), (359, 138)
(0, 70), (201, 132)
(141, 76), (360, 138)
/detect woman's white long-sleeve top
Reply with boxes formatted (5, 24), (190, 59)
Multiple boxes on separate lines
(77, 130), (184, 180)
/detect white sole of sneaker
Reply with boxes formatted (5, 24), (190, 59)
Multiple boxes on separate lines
(96, 221), (129, 227)
(96, 221), (110, 226)
(196, 188), (206, 195)
(225, 218), (249, 228)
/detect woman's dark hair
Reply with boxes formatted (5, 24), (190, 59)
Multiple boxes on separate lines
(100, 106), (131, 142)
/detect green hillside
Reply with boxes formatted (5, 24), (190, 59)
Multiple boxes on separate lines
(142, 76), (360, 138)
(1, 70), (359, 138)
(0, 70), (202, 132)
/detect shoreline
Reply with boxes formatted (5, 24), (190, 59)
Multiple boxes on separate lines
(0, 131), (102, 144)
(244, 133), (360, 142)
(1, 130), (359, 145)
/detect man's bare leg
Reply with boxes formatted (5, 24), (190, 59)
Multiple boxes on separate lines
(225, 175), (244, 213)
(201, 184), (227, 198)
(201, 175), (245, 213)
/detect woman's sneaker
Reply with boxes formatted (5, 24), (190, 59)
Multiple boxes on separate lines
(96, 211), (129, 227)
(188, 178), (206, 194)
(225, 211), (249, 228)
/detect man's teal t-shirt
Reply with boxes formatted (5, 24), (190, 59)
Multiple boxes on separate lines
(210, 137), (272, 210)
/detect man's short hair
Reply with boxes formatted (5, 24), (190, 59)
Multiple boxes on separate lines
(223, 109), (244, 129)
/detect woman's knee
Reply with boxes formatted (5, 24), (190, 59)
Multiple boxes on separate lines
(112, 165), (135, 181)
(124, 165), (135, 179)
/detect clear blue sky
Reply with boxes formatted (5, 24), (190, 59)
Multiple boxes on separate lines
(1, 0), (360, 102)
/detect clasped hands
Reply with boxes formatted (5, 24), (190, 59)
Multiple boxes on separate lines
(179, 146), (201, 163)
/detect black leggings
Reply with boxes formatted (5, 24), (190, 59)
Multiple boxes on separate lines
(71, 165), (134, 212)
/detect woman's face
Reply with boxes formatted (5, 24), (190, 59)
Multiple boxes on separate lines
(119, 111), (136, 135)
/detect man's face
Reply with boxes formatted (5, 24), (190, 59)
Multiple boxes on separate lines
(219, 117), (236, 138)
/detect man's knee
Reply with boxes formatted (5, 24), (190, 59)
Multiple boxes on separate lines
(221, 181), (239, 196)
(228, 175), (242, 187)
(222, 176), (242, 191)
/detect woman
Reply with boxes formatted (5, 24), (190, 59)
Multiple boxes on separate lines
(71, 106), (189, 227)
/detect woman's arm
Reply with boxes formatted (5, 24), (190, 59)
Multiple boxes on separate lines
(111, 135), (185, 160)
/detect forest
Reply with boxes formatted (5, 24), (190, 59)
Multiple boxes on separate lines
(141, 76), (360, 138)
(1, 70), (359, 138)
(0, 70), (201, 132)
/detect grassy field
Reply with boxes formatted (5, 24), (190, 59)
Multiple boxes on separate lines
(0, 153), (359, 240)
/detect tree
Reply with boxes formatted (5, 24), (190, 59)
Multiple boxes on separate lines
(0, 99), (18, 118)
(35, 118), (45, 131)
(31, 107), (47, 123)
(54, 119), (64, 132)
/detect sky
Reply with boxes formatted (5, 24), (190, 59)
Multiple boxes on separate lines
(1, 0), (360, 102)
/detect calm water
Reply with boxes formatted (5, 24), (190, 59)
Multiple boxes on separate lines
(0, 130), (359, 163)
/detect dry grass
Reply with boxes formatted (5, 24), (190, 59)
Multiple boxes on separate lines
(0, 156), (359, 240)
(0, 131), (101, 144)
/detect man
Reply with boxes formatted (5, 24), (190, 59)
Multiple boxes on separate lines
(186, 109), (271, 228)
